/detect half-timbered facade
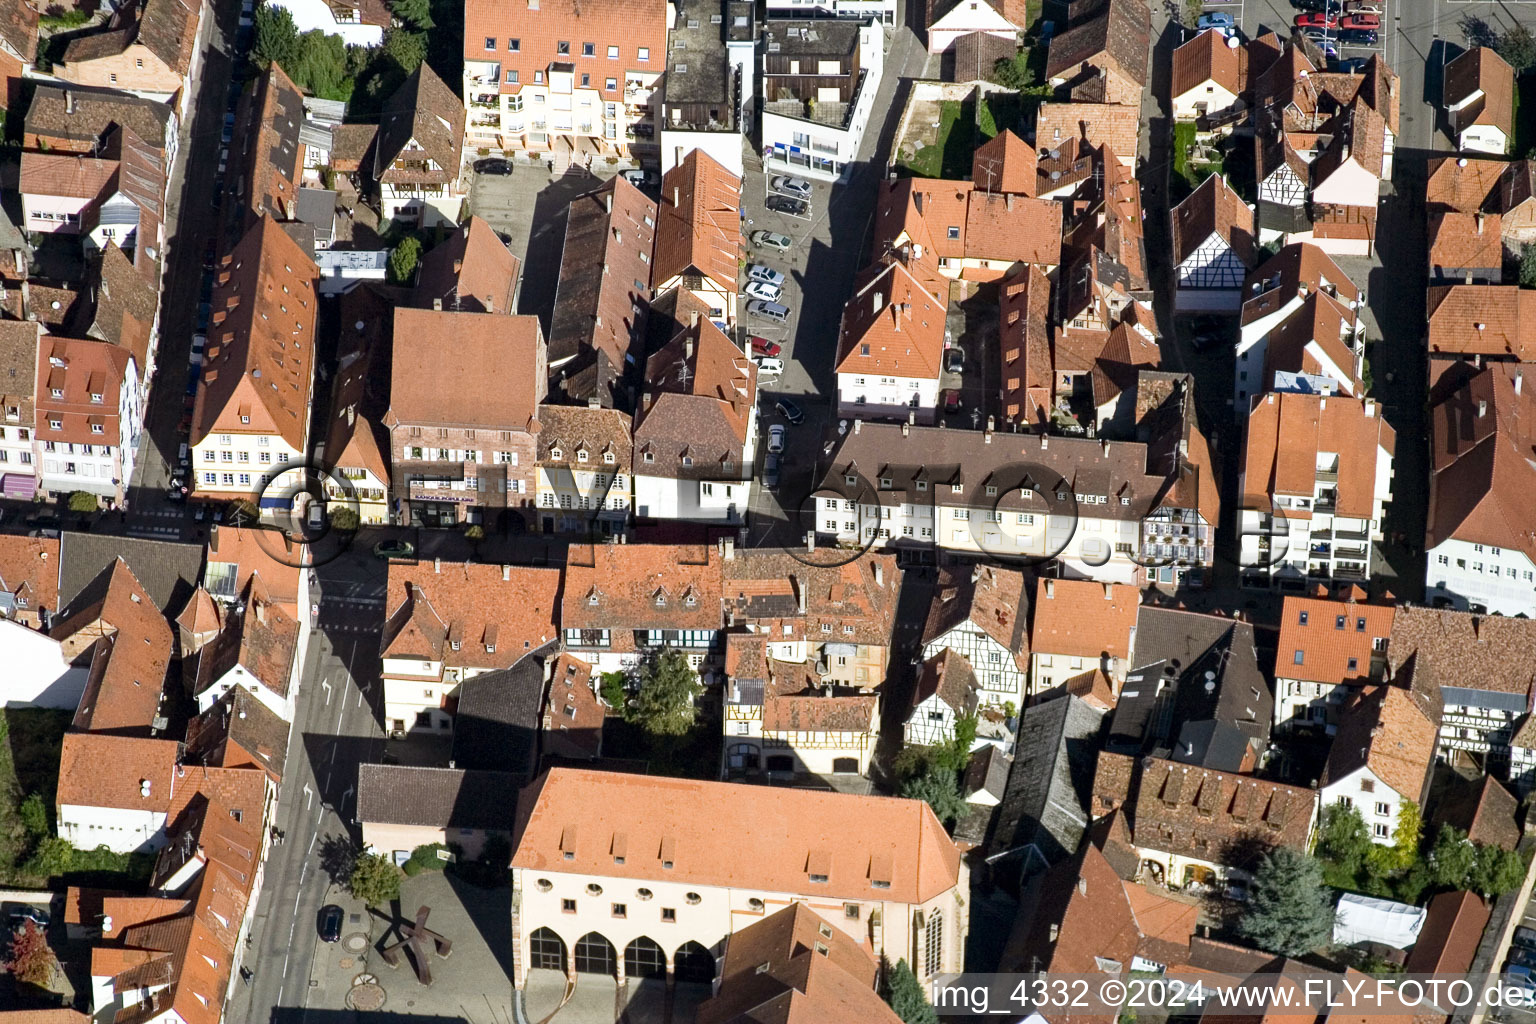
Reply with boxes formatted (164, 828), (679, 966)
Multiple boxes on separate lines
(1170, 174), (1254, 311)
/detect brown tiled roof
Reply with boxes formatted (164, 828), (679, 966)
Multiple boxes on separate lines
(205, 525), (304, 616)
(1504, 158), (1536, 211)
(1455, 776), (1522, 850)
(722, 549), (901, 650)
(88, 241), (159, 379)
(228, 63), (302, 233)
(0, 534), (58, 618)
(697, 902), (899, 1024)
(1390, 604), (1536, 696)
(563, 544), (720, 644)
(636, 314), (755, 470)
(357, 764), (521, 829)
(1241, 242), (1360, 326)
(654, 148), (741, 293)
(1035, 102), (1140, 163)
(1031, 578), (1139, 661)
(192, 216), (317, 450)
(327, 123), (377, 173)
(0, 0), (37, 61)
(56, 733), (179, 811)
(835, 255), (947, 380)
(765, 670), (879, 733)
(535, 404), (633, 473)
(1241, 392), (1394, 520)
(872, 178), (945, 260)
(1274, 594), (1392, 686)
(549, 177), (656, 379)
(543, 653), (605, 760)
(1427, 363), (1536, 558)
(462, 0), (669, 102)
(380, 561), (561, 668)
(19, 149), (118, 201)
(374, 63), (464, 186)
(1171, 28), (1245, 101)
(1171, 173), (1254, 268)
(415, 216), (521, 315)
(1256, 290), (1361, 391)
(964, 191), (1063, 270)
(183, 686), (289, 781)
(1429, 211), (1503, 275)
(24, 85), (172, 153)
(512, 767), (962, 905)
(922, 564), (1029, 671)
(0, 321), (39, 430)
(63, 559), (172, 733)
(1403, 892), (1489, 975)
(1093, 749), (1137, 815)
(193, 579), (299, 701)
(136, 0), (199, 76)
(61, 24), (136, 65)
(388, 308), (545, 429)
(971, 129), (1037, 194)
(1322, 682), (1439, 803)
(34, 335), (132, 448)
(998, 263), (1054, 427)
(1045, 0), (1151, 88)
(1130, 757), (1315, 869)
(913, 648), (980, 715)
(1445, 47), (1515, 139)
(1426, 286), (1536, 360)
(1427, 155), (1507, 213)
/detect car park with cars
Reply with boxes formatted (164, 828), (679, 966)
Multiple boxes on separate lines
(745, 280), (783, 302)
(751, 231), (793, 251)
(771, 176), (813, 200)
(747, 299), (791, 323)
(748, 265), (786, 288)
(766, 195), (808, 217)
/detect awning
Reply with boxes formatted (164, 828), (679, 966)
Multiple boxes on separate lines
(259, 495), (288, 509)
(2, 474), (37, 498)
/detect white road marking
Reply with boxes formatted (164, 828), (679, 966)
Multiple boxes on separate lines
(304, 784), (313, 810)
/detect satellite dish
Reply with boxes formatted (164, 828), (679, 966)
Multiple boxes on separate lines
(1226, 34), (1240, 48)
(1051, 171), (1062, 180)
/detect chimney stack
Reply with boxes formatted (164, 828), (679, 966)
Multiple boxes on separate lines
(433, 298), (443, 311)
(673, 186), (680, 208)
(1045, 578), (1055, 599)
(434, 557), (442, 574)
(853, 419), (861, 434)
(891, 304), (901, 332)
(605, 192), (613, 214)
(1476, 212), (1486, 235)
(689, 309), (699, 328)
(873, 291), (883, 313)
(453, 258), (463, 274)
(502, 565), (512, 581)
(1006, 193), (1014, 212)
(65, 90), (75, 115)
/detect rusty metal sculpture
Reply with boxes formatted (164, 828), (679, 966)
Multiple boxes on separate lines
(379, 905), (453, 985)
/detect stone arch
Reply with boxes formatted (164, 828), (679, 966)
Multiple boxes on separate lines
(528, 926), (567, 973)
(674, 939), (715, 984)
(624, 935), (667, 979)
(574, 931), (617, 976)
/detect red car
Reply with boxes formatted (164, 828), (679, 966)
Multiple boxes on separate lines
(749, 336), (781, 357)
(1339, 12), (1378, 29)
(1293, 11), (1337, 27)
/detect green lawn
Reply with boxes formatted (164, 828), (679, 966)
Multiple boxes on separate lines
(899, 100), (977, 179)
(0, 709), (70, 885)
(1173, 122), (1197, 185)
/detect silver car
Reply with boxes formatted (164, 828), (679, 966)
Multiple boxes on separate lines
(771, 175), (813, 200)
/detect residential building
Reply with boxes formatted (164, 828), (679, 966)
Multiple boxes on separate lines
(1403, 891), (1491, 978)
(659, 0), (751, 177)
(834, 254), (948, 424)
(23, 84), (178, 166)
(386, 308), (545, 527)
(0, 2), (37, 110)
(450, 656), (549, 778)
(652, 150), (741, 326)
(59, 534), (203, 618)
(1029, 579), (1139, 695)
(633, 313), (756, 523)
(34, 336), (140, 506)
(222, 63), (303, 248)
(0, 535), (59, 628)
(1033, 102), (1139, 165)
(460, 0), (670, 159)
(1425, 364), (1536, 617)
(696, 902), (903, 1024)
(547, 177), (657, 407)
(190, 216), (317, 504)
(0, 620), (87, 710)
(182, 685), (290, 784)
(1128, 758), (1317, 887)
(53, 558), (172, 734)
(1272, 592), (1393, 731)
(1320, 679), (1441, 844)
(55, 0), (205, 108)
(905, 648), (980, 747)
(19, 126), (167, 258)
(0, 322), (39, 497)
(1501, 159), (1536, 247)
(374, 64), (466, 228)
(997, 263), (1053, 428)
(192, 578), (302, 722)
(873, 175), (1063, 281)
(379, 560), (562, 733)
(761, 19), (883, 181)
(1238, 392), (1395, 590)
(1430, 774), (1521, 850)
(1044, 0), (1150, 106)
(322, 315), (391, 525)
(1444, 47), (1514, 155)
(542, 653), (606, 761)
(1426, 154), (1507, 215)
(720, 547), (900, 690)
(920, 565), (1029, 709)
(358, 765), (521, 860)
(927, 0), (1018, 55)
(971, 128), (1036, 194)
(816, 416), (1215, 584)
(1428, 211), (1503, 285)
(561, 543), (723, 672)
(1170, 29), (1246, 122)
(56, 733), (181, 853)
(724, 634), (880, 780)
(509, 767), (967, 986)
(265, 0), (388, 45)
(767, 0), (896, 22)
(1387, 606), (1536, 785)
(1170, 173), (1255, 311)
(414, 215), (520, 314)
(533, 404), (633, 536)
(83, 240), (164, 385)
(1235, 242), (1363, 412)
(1425, 286), (1536, 365)
(202, 525), (312, 635)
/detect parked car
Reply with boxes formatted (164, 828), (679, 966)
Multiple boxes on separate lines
(748, 264), (786, 287)
(766, 195), (808, 216)
(1512, 947), (1536, 971)
(474, 157), (513, 175)
(747, 299), (791, 323)
(775, 398), (805, 424)
(771, 175), (813, 200)
(1514, 926), (1536, 950)
(318, 905), (344, 943)
(372, 539), (416, 560)
(1340, 13), (1378, 29)
(221, 113), (235, 143)
(1294, 11), (1337, 27)
(1197, 11), (1235, 29)
(745, 280), (783, 302)
(768, 423), (787, 454)
(1291, 0), (1337, 11)
(621, 168), (659, 187)
(749, 336), (782, 357)
(754, 356), (785, 376)
(751, 230), (793, 251)
(762, 452), (780, 489)
(944, 347), (964, 374)
(1343, 0), (1381, 12)
(1338, 26), (1376, 43)
(1300, 29), (1339, 55)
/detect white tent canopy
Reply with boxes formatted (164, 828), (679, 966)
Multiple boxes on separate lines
(1333, 892), (1426, 950)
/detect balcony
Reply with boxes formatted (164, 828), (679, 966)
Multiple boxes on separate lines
(1314, 468), (1338, 483)
(1334, 564), (1369, 580)
(1334, 543), (1369, 559)
(1334, 527), (1369, 542)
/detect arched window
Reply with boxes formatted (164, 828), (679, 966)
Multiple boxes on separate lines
(528, 927), (566, 972)
(625, 936), (667, 979)
(925, 909), (944, 977)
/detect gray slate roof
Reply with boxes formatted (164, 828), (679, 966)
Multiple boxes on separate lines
(57, 534), (203, 617)
(985, 695), (1105, 871)
(450, 648), (552, 777)
(356, 764), (521, 830)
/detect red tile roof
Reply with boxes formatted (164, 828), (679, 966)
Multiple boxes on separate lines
(638, 314), (756, 463)
(1425, 155), (1507, 213)
(415, 215), (522, 316)
(0, 535), (59, 619)
(1241, 392), (1394, 520)
(57, 733), (179, 811)
(654, 148), (741, 293)
(35, 335), (131, 448)
(1171, 173), (1254, 268)
(462, 0), (669, 101)
(1429, 211), (1503, 274)
(1403, 891), (1489, 975)
(562, 544), (721, 649)
(65, 560), (173, 733)
(835, 255), (948, 381)
(388, 308), (546, 429)
(1035, 102), (1140, 164)
(1274, 594), (1392, 685)
(543, 654), (605, 759)
(1171, 28), (1246, 100)
(1130, 758), (1316, 867)
(381, 561), (562, 668)
(998, 263), (1054, 427)
(1426, 286), (1536, 360)
(1322, 681), (1439, 802)
(971, 129), (1037, 194)
(1031, 578), (1139, 661)
(1427, 363), (1536, 559)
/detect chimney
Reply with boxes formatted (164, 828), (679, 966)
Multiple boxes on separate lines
(65, 90), (75, 115)
(1476, 213), (1486, 236)
(685, 336), (694, 359)
(453, 258), (463, 274)
(1006, 193), (1014, 212)
(285, 199), (296, 220)
(502, 565), (512, 581)
(723, 536), (735, 559)
(433, 298), (443, 311)
(1365, 399), (1376, 418)
(486, 296), (495, 313)
(796, 577), (807, 613)
(1045, 579), (1055, 599)
(853, 419), (861, 434)
(1478, 399), (1488, 418)
(689, 309), (699, 328)
(605, 192), (613, 214)
(1518, 372), (1525, 396)
(892, 304), (901, 332)
(873, 291), (883, 314)
(873, 563), (884, 586)
(254, 600), (267, 624)
(901, 422), (909, 437)
(1102, 583), (1113, 600)
(434, 557), (442, 574)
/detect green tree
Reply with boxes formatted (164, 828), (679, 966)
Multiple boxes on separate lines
(1429, 824), (1478, 888)
(1365, 800), (1420, 875)
(1499, 23), (1536, 75)
(328, 506), (360, 531)
(599, 671), (626, 711)
(390, 0), (434, 29)
(388, 236), (422, 283)
(67, 491), (98, 513)
(932, 714), (978, 773)
(402, 843), (448, 876)
(900, 765), (966, 828)
(22, 836), (73, 880)
(991, 55), (1027, 90)
(1317, 803), (1371, 876)
(1471, 844), (1529, 895)
(18, 792), (48, 840)
(348, 851), (402, 905)
(630, 648), (701, 737)
(1521, 244), (1536, 289)
(884, 958), (938, 1024)
(252, 5), (301, 74)
(6, 920), (56, 987)
(1238, 848), (1336, 956)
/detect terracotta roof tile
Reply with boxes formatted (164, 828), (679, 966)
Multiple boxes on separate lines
(1171, 173), (1254, 267)
(1130, 757), (1316, 868)
(1275, 594), (1392, 686)
(230, 63), (303, 230)
(63, 560), (172, 733)
(1389, 603), (1536, 696)
(723, 549), (901, 650)
(1031, 578), (1139, 661)
(0, 534), (59, 620)
(34, 335), (132, 448)
(205, 525), (304, 616)
(1045, 0), (1151, 90)
(998, 263), (1054, 427)
(1429, 211), (1503, 276)
(1427, 363), (1536, 558)
(563, 544), (720, 652)
(1241, 392), (1394, 520)
(415, 215), (521, 316)
(388, 308), (545, 428)
(835, 255), (948, 380)
(0, 0), (38, 61)
(1035, 102), (1140, 164)
(971, 129), (1037, 194)
(913, 648), (980, 715)
(357, 764), (521, 829)
(19, 149), (118, 201)
(1445, 47), (1514, 140)
(1403, 891), (1489, 974)
(1322, 681), (1439, 802)
(638, 313), (756, 464)
(193, 579), (299, 701)
(1426, 155), (1507, 213)
(57, 733), (179, 811)
(381, 561), (561, 667)
(543, 653), (605, 760)
(374, 63), (464, 186)
(964, 191), (1063, 270)
(653, 148), (741, 294)
(24, 85), (172, 154)
(1426, 286), (1536, 359)
(922, 564), (1029, 670)
(462, 0), (669, 102)
(1171, 28), (1245, 100)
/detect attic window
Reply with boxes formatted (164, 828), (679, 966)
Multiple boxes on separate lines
(879, 477), (891, 487)
(1299, 610), (1309, 625)
(1335, 615), (1346, 630)
(1356, 618), (1366, 632)
(90, 392), (103, 404)
(577, 449), (589, 462)
(588, 591), (600, 605)
(604, 452), (615, 464)
(809, 873), (828, 884)
(985, 485), (997, 496)
(684, 592), (697, 607)
(551, 446), (563, 459)
(845, 474), (857, 486)
(450, 640), (461, 651)
(644, 452), (655, 463)
(655, 593), (666, 607)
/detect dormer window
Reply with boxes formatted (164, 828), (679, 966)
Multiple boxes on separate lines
(655, 593), (666, 607)
(91, 423), (104, 434)
(577, 449), (589, 462)
(90, 392), (103, 404)
(486, 643), (496, 654)
(450, 640), (461, 651)
(50, 388), (62, 398)
(845, 474), (857, 486)
(681, 456), (693, 467)
(551, 446), (563, 460)
(951, 482), (963, 494)
(684, 592), (697, 607)
(643, 452), (655, 463)
(879, 477), (891, 487)
(915, 480), (927, 491)
(48, 419), (61, 430)
(603, 452), (615, 464)
(587, 590), (600, 605)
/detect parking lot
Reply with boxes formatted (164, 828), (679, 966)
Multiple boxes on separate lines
(1189, 0), (1389, 60)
